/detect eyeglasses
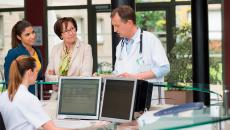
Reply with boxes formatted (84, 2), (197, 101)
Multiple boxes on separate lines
(62, 27), (76, 34)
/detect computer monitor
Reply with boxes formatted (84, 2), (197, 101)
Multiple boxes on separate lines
(57, 77), (102, 120)
(135, 80), (153, 112)
(100, 78), (137, 123)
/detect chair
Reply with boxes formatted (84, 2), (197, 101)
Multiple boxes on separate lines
(0, 112), (6, 130)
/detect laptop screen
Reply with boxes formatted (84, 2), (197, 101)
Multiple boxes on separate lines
(57, 77), (101, 120)
(100, 78), (137, 123)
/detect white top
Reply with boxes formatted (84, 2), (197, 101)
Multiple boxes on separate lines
(113, 28), (170, 82)
(0, 84), (50, 130)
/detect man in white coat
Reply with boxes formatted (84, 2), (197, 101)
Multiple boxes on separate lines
(111, 5), (170, 104)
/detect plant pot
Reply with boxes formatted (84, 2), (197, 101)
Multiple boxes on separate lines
(165, 90), (193, 105)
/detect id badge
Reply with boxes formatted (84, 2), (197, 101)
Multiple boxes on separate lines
(136, 55), (151, 73)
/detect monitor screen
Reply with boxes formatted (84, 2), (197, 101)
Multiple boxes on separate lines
(57, 77), (101, 120)
(100, 78), (137, 123)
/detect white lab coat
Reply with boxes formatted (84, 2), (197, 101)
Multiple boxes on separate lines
(114, 30), (169, 104)
(0, 85), (50, 130)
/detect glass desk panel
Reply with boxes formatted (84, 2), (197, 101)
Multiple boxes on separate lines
(140, 103), (230, 130)
(151, 82), (222, 99)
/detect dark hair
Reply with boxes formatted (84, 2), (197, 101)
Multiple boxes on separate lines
(8, 55), (36, 101)
(111, 5), (136, 24)
(54, 17), (78, 40)
(11, 20), (32, 48)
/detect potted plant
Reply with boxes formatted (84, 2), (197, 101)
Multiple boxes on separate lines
(164, 24), (193, 104)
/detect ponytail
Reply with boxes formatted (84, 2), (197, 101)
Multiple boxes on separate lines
(8, 60), (22, 101)
(11, 25), (20, 48)
(8, 56), (36, 101)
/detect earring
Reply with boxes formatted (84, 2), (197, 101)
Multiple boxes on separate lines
(60, 36), (63, 40)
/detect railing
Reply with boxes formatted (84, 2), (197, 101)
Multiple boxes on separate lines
(35, 80), (58, 101)
(1, 80), (223, 102)
(151, 82), (223, 101)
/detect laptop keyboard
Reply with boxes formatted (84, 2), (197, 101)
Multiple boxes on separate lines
(53, 119), (92, 129)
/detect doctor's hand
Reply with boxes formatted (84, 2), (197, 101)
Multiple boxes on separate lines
(117, 72), (139, 79)
(117, 71), (155, 80)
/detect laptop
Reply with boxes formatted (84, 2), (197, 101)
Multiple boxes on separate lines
(57, 76), (102, 120)
(100, 78), (137, 123)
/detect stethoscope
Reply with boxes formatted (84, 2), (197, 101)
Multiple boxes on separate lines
(118, 29), (143, 60)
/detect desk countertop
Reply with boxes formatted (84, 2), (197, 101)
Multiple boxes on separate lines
(41, 100), (139, 130)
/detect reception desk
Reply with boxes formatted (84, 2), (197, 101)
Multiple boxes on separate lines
(37, 81), (230, 130)
(41, 99), (138, 130)
(1, 81), (229, 130)
(41, 99), (230, 130)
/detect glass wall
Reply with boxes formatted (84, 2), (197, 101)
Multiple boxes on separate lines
(0, 12), (24, 70)
(0, 12), (24, 57)
(208, 4), (223, 96)
(47, 0), (87, 6)
(0, 0), (24, 8)
(175, 5), (191, 27)
(96, 13), (112, 73)
(136, 11), (167, 49)
(92, 0), (111, 4)
(176, 0), (190, 1)
(0, 0), (223, 98)
(136, 0), (170, 2)
(0, 0), (24, 82)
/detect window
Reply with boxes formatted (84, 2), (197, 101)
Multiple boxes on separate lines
(136, 0), (170, 3)
(0, 0), (24, 8)
(47, 0), (86, 6)
(176, 0), (190, 1)
(208, 4), (222, 86)
(0, 16), (3, 49)
(96, 13), (112, 71)
(176, 5), (191, 27)
(136, 11), (167, 49)
(0, 11), (24, 66)
(92, 0), (111, 4)
(76, 17), (84, 41)
(97, 18), (104, 44)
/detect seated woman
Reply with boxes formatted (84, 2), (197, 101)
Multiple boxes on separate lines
(0, 56), (69, 130)
(0, 56), (110, 130)
(46, 17), (93, 80)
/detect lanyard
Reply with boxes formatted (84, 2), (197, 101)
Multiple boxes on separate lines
(120, 29), (143, 54)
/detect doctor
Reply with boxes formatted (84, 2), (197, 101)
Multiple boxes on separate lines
(111, 5), (170, 104)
